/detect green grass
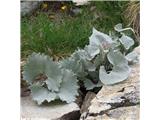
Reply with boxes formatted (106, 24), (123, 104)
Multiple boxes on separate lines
(21, 1), (128, 59)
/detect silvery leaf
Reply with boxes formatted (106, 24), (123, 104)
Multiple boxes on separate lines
(99, 64), (131, 85)
(107, 50), (128, 66)
(85, 44), (100, 60)
(89, 28), (113, 46)
(23, 53), (53, 84)
(30, 83), (57, 105)
(45, 62), (62, 92)
(60, 57), (86, 77)
(125, 51), (139, 63)
(119, 34), (134, 50)
(86, 28), (113, 59)
(114, 23), (123, 32)
(58, 69), (79, 103)
(74, 49), (96, 71)
(94, 47), (106, 67)
(114, 23), (134, 32)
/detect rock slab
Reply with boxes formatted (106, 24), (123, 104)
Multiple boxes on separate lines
(21, 96), (80, 120)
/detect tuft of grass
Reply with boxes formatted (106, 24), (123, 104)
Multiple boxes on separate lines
(21, 1), (129, 59)
(124, 1), (140, 41)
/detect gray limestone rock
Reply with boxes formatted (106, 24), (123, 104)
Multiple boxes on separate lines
(21, 1), (41, 16)
(84, 106), (139, 120)
(21, 96), (80, 120)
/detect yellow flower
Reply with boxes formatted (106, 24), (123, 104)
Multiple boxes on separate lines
(42, 3), (48, 9)
(61, 5), (67, 10)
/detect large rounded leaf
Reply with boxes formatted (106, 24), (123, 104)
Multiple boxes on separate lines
(23, 53), (53, 84)
(89, 28), (113, 47)
(99, 64), (131, 85)
(99, 50), (130, 85)
(86, 28), (113, 59)
(107, 50), (128, 66)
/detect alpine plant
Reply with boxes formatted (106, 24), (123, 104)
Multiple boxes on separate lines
(22, 24), (139, 105)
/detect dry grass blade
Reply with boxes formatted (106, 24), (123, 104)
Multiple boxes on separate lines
(124, 1), (140, 42)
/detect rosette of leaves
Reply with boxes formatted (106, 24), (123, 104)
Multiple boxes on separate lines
(82, 24), (136, 87)
(60, 24), (137, 89)
(23, 53), (79, 105)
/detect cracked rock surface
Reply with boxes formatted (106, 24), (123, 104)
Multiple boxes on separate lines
(21, 96), (80, 120)
(80, 47), (140, 120)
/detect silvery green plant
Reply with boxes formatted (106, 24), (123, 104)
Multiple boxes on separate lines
(23, 53), (79, 105)
(23, 24), (138, 105)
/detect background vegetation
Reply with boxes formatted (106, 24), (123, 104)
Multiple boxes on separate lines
(21, 1), (139, 60)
